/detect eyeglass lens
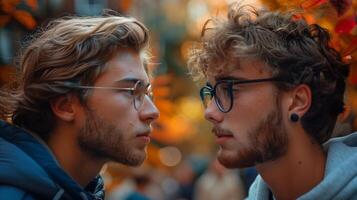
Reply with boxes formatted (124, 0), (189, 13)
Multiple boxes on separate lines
(200, 82), (233, 113)
(133, 81), (153, 110)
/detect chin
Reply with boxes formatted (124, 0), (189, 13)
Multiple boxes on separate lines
(217, 149), (256, 169)
(122, 151), (147, 166)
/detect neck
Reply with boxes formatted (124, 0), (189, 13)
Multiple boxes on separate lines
(256, 128), (327, 200)
(47, 124), (106, 187)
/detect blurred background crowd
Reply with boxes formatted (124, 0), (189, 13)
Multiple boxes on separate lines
(0, 0), (356, 199)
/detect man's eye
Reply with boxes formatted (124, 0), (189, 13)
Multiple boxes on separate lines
(218, 87), (231, 97)
(232, 87), (240, 92)
(221, 87), (230, 92)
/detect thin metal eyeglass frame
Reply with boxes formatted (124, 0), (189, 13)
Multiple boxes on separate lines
(200, 77), (283, 113)
(61, 80), (152, 110)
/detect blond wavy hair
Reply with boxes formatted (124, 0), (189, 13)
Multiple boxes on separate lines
(0, 11), (149, 139)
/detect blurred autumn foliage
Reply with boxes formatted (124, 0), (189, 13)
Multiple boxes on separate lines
(0, 0), (38, 84)
(260, 0), (356, 64)
(260, 0), (357, 129)
(0, 0), (37, 30)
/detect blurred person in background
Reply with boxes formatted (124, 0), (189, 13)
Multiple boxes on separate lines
(172, 159), (197, 200)
(108, 165), (166, 200)
(194, 159), (246, 200)
(188, 2), (356, 200)
(0, 11), (159, 200)
(123, 174), (152, 200)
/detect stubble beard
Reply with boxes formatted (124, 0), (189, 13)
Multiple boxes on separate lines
(77, 109), (146, 166)
(218, 97), (289, 168)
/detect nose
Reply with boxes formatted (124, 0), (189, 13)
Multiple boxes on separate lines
(204, 98), (223, 125)
(139, 95), (160, 124)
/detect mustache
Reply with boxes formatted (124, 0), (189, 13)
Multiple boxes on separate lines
(212, 126), (234, 136)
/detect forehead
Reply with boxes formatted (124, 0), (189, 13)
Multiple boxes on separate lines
(95, 49), (149, 84)
(206, 58), (272, 81)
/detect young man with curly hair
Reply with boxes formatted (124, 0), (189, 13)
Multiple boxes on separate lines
(189, 4), (355, 199)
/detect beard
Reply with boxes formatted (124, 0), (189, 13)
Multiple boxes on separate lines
(77, 109), (146, 166)
(217, 96), (289, 168)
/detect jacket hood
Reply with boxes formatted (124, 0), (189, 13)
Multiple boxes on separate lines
(299, 132), (357, 199)
(247, 132), (357, 200)
(0, 120), (105, 200)
(0, 136), (59, 198)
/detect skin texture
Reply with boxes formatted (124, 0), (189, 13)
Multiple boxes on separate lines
(48, 49), (159, 186)
(204, 58), (327, 200)
(205, 59), (288, 168)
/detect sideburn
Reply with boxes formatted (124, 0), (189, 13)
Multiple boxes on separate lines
(249, 93), (289, 164)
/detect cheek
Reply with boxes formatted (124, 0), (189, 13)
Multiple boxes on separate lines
(227, 91), (276, 133)
(88, 93), (136, 122)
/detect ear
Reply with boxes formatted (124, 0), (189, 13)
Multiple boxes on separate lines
(288, 84), (312, 118)
(50, 94), (75, 122)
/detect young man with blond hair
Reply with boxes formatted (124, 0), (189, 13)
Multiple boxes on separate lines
(0, 12), (159, 199)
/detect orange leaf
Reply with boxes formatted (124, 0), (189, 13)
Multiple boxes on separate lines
(12, 10), (37, 30)
(0, 15), (11, 27)
(119, 0), (132, 12)
(1, 0), (20, 14)
(303, 13), (316, 24)
(153, 74), (173, 86)
(301, 0), (328, 9)
(25, 0), (38, 11)
(153, 86), (171, 97)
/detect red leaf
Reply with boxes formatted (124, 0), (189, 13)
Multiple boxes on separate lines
(348, 72), (357, 85)
(342, 38), (357, 57)
(301, 0), (328, 9)
(335, 16), (356, 34)
(0, 15), (11, 27)
(330, 0), (352, 16)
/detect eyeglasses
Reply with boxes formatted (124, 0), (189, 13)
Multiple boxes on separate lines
(200, 78), (282, 113)
(60, 80), (153, 110)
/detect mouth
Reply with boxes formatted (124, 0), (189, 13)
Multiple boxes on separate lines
(212, 127), (234, 144)
(136, 130), (151, 143)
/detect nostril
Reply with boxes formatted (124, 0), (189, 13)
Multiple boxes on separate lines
(204, 104), (223, 124)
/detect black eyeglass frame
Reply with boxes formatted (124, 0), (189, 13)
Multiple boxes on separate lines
(200, 77), (285, 113)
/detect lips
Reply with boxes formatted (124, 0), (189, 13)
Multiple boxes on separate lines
(136, 127), (152, 136)
(212, 127), (234, 137)
(136, 132), (150, 137)
(212, 127), (234, 144)
(136, 130), (151, 143)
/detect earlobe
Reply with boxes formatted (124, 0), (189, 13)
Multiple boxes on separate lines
(290, 113), (300, 122)
(288, 84), (312, 119)
(50, 94), (75, 122)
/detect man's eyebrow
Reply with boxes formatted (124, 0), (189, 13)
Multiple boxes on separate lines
(114, 78), (139, 83)
(215, 76), (247, 81)
(114, 78), (150, 86)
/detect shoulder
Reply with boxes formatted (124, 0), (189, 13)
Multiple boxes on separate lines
(0, 134), (58, 199)
(246, 175), (270, 200)
(0, 185), (36, 200)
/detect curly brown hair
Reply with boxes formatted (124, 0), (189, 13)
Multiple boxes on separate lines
(188, 4), (349, 144)
(0, 11), (150, 140)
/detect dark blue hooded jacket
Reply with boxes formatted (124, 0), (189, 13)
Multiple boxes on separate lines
(0, 120), (105, 200)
